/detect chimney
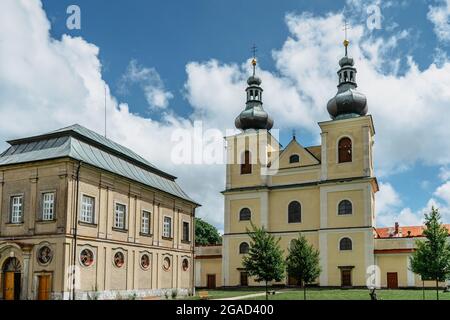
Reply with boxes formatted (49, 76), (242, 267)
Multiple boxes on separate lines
(394, 222), (399, 235)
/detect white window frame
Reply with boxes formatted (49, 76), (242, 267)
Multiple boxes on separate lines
(114, 202), (127, 229)
(80, 194), (95, 224)
(163, 216), (172, 238)
(10, 195), (23, 224)
(141, 210), (151, 234)
(42, 192), (55, 221)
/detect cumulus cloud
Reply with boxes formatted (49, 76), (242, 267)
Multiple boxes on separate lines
(428, 0), (450, 42)
(119, 59), (173, 109)
(3, 0), (450, 230)
(0, 0), (225, 227)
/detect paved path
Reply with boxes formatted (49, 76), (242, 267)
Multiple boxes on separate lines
(214, 292), (277, 300)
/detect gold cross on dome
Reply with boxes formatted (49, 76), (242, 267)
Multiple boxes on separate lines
(342, 19), (351, 55)
(251, 44), (258, 76)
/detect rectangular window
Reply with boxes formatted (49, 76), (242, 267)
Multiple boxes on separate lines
(182, 221), (190, 242)
(141, 210), (151, 234)
(114, 203), (126, 229)
(163, 216), (172, 238)
(80, 195), (95, 224)
(42, 192), (55, 221)
(10, 196), (23, 224)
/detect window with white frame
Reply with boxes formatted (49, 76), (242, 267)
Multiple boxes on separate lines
(42, 192), (55, 221)
(115, 203), (126, 229)
(80, 195), (95, 224)
(163, 216), (172, 238)
(10, 196), (23, 224)
(141, 210), (151, 234)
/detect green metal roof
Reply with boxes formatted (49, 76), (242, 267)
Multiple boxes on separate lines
(0, 124), (199, 205)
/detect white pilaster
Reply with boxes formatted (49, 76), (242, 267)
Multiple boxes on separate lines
(407, 256), (415, 287)
(222, 236), (229, 286)
(260, 191), (269, 228)
(318, 231), (328, 286)
(319, 187), (328, 229)
(320, 132), (328, 181)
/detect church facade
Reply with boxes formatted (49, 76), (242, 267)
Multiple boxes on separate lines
(215, 43), (448, 289)
(0, 125), (198, 300)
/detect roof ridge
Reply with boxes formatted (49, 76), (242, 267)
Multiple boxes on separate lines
(7, 124), (178, 180)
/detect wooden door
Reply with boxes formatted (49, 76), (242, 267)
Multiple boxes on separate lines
(341, 269), (352, 287)
(38, 275), (51, 300)
(240, 272), (248, 286)
(207, 274), (216, 289)
(387, 272), (398, 289)
(288, 274), (300, 286)
(3, 272), (15, 300)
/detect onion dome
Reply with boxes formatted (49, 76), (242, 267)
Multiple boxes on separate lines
(327, 39), (368, 120)
(235, 58), (274, 130)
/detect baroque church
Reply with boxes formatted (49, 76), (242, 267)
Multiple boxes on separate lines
(195, 40), (450, 289)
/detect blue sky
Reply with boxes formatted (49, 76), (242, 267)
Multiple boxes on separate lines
(2, 0), (450, 230)
(42, 0), (441, 120)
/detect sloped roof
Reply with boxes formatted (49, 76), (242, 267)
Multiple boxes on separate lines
(375, 224), (450, 239)
(0, 124), (198, 205)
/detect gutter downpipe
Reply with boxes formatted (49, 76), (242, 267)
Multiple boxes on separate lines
(72, 161), (82, 300)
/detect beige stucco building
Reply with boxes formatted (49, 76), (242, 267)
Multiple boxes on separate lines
(0, 124), (198, 300)
(196, 45), (449, 290)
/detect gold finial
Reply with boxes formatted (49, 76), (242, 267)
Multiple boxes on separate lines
(251, 44), (258, 76)
(342, 19), (351, 56)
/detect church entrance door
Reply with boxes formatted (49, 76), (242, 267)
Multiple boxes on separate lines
(207, 274), (216, 289)
(387, 272), (398, 289)
(38, 275), (51, 300)
(2, 257), (22, 300)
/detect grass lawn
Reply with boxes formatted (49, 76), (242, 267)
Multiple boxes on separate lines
(247, 288), (450, 300)
(186, 288), (266, 300)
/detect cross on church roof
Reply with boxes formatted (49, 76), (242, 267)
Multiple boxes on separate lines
(251, 44), (257, 76)
(342, 18), (351, 56)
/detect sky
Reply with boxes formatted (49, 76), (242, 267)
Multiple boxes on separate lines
(2, 0), (450, 232)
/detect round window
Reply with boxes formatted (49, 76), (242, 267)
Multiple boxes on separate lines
(114, 252), (125, 268)
(162, 257), (171, 271)
(141, 254), (150, 270)
(38, 246), (53, 265)
(182, 258), (189, 271)
(80, 249), (94, 267)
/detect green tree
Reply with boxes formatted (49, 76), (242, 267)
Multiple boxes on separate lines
(286, 234), (321, 300)
(410, 207), (450, 300)
(242, 223), (285, 300)
(195, 218), (222, 246)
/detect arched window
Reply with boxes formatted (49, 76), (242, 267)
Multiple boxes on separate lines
(241, 151), (252, 174)
(289, 154), (300, 164)
(239, 242), (249, 254)
(338, 137), (352, 163)
(338, 200), (352, 215)
(339, 237), (352, 251)
(288, 201), (301, 223)
(239, 208), (251, 221)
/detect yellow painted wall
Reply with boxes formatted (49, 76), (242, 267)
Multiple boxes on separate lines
(229, 197), (261, 233)
(325, 231), (369, 286)
(268, 189), (320, 232)
(327, 189), (366, 228)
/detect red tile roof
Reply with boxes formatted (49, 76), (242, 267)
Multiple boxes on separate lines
(375, 224), (450, 239)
